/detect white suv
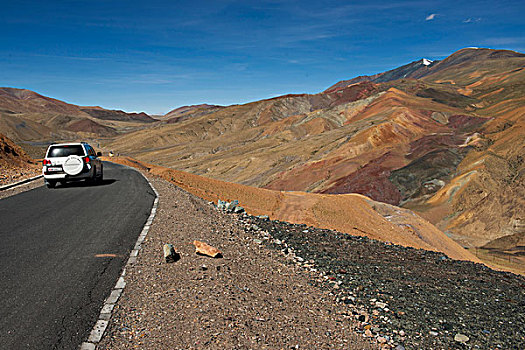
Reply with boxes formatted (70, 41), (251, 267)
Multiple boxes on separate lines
(42, 142), (103, 188)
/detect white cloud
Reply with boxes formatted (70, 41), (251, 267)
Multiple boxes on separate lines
(426, 13), (436, 21)
(463, 18), (481, 23)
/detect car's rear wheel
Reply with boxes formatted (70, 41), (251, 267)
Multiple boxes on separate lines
(46, 180), (57, 188)
(88, 167), (97, 184)
(96, 164), (104, 183)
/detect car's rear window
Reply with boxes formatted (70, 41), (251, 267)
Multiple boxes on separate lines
(47, 145), (85, 158)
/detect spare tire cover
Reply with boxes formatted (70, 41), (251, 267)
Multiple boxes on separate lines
(63, 155), (84, 175)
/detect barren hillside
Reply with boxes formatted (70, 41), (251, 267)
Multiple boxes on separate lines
(104, 48), (524, 271)
(0, 87), (155, 143)
(0, 133), (40, 185)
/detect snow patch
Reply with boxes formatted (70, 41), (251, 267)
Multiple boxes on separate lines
(422, 58), (433, 66)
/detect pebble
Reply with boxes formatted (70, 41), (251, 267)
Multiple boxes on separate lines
(376, 301), (387, 309)
(454, 333), (469, 343)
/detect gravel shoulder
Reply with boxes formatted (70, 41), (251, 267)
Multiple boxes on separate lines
(99, 175), (373, 350)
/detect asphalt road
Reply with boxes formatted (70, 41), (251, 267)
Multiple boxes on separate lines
(0, 162), (155, 350)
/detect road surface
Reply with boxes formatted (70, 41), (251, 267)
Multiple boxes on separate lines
(0, 162), (155, 350)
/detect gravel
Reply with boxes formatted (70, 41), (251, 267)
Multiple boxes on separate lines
(98, 175), (373, 350)
(248, 216), (525, 349)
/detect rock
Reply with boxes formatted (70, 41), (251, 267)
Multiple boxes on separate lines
(454, 333), (469, 343)
(224, 200), (239, 212)
(163, 243), (180, 263)
(365, 329), (373, 337)
(233, 206), (245, 213)
(377, 336), (387, 343)
(429, 331), (438, 336)
(217, 200), (227, 210)
(193, 240), (222, 258)
(399, 330), (405, 337)
(376, 301), (387, 309)
(253, 239), (263, 244)
(395, 345), (405, 350)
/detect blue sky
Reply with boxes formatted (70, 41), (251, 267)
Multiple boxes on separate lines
(1, 0), (524, 114)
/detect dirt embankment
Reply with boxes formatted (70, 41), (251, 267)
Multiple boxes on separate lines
(0, 133), (40, 186)
(104, 156), (479, 263)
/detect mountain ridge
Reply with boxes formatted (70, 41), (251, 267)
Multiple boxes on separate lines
(0, 87), (156, 142)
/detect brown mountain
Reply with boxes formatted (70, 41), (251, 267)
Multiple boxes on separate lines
(163, 104), (224, 123)
(0, 87), (155, 143)
(105, 48), (524, 272)
(327, 58), (439, 91)
(81, 106), (156, 123)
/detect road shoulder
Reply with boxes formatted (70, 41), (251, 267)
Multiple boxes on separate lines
(98, 173), (372, 349)
(0, 176), (43, 200)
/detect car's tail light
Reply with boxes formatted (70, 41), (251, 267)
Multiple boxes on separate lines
(43, 159), (51, 166)
(83, 156), (90, 163)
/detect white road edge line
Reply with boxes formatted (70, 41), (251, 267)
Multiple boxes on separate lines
(0, 174), (43, 191)
(80, 166), (158, 350)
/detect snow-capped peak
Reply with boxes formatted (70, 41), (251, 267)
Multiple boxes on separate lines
(422, 58), (433, 66)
